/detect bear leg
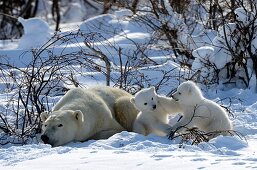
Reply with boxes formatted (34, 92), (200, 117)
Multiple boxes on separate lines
(114, 96), (139, 131)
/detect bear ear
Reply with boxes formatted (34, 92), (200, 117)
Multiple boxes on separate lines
(73, 110), (84, 123)
(40, 112), (49, 122)
(130, 97), (135, 104)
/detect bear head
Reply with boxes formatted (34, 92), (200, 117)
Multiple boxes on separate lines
(172, 81), (204, 106)
(130, 87), (158, 111)
(40, 110), (84, 147)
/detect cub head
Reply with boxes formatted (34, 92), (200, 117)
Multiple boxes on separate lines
(40, 110), (84, 147)
(130, 87), (158, 111)
(172, 81), (204, 106)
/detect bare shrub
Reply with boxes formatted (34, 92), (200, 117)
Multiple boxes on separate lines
(100, 0), (140, 14)
(0, 31), (115, 144)
(194, 0), (257, 88)
(170, 127), (245, 147)
(0, 28), (189, 144)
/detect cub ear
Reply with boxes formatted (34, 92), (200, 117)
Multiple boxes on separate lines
(73, 110), (84, 123)
(40, 112), (49, 122)
(150, 86), (156, 92)
(130, 97), (135, 104)
(187, 83), (194, 95)
(150, 86), (157, 95)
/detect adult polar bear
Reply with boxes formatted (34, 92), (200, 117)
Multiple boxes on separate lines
(169, 81), (233, 138)
(40, 86), (138, 147)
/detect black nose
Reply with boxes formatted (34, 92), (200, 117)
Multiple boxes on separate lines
(41, 134), (49, 144)
(153, 105), (156, 109)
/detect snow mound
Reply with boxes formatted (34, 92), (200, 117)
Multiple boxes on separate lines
(235, 7), (255, 25)
(192, 46), (214, 61)
(83, 131), (177, 152)
(62, 131), (248, 156)
(208, 135), (247, 150)
(79, 14), (127, 41)
(62, 2), (87, 23)
(18, 17), (53, 49)
(114, 9), (133, 18)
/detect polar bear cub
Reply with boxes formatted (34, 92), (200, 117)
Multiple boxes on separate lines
(170, 81), (233, 138)
(131, 87), (181, 136)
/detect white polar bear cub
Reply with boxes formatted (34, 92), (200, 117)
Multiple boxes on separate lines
(131, 87), (181, 136)
(170, 81), (233, 138)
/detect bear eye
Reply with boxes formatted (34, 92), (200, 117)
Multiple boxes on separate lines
(44, 124), (47, 127)
(144, 103), (147, 105)
(178, 92), (181, 95)
(151, 97), (153, 100)
(58, 124), (63, 127)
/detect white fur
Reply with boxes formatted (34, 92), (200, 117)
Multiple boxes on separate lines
(171, 81), (233, 138)
(40, 86), (138, 147)
(131, 87), (181, 136)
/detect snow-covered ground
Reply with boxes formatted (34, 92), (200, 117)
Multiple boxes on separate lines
(0, 6), (257, 170)
(0, 130), (257, 169)
(0, 80), (257, 169)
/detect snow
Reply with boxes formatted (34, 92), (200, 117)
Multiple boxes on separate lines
(62, 2), (87, 23)
(114, 9), (133, 18)
(17, 17), (53, 49)
(235, 7), (255, 25)
(192, 46), (214, 61)
(0, 132), (256, 169)
(0, 5), (257, 170)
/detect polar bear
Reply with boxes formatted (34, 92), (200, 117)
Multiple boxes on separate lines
(40, 86), (138, 147)
(130, 87), (182, 136)
(169, 81), (233, 138)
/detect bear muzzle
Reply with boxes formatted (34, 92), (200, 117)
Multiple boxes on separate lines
(41, 134), (50, 144)
(41, 134), (57, 146)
